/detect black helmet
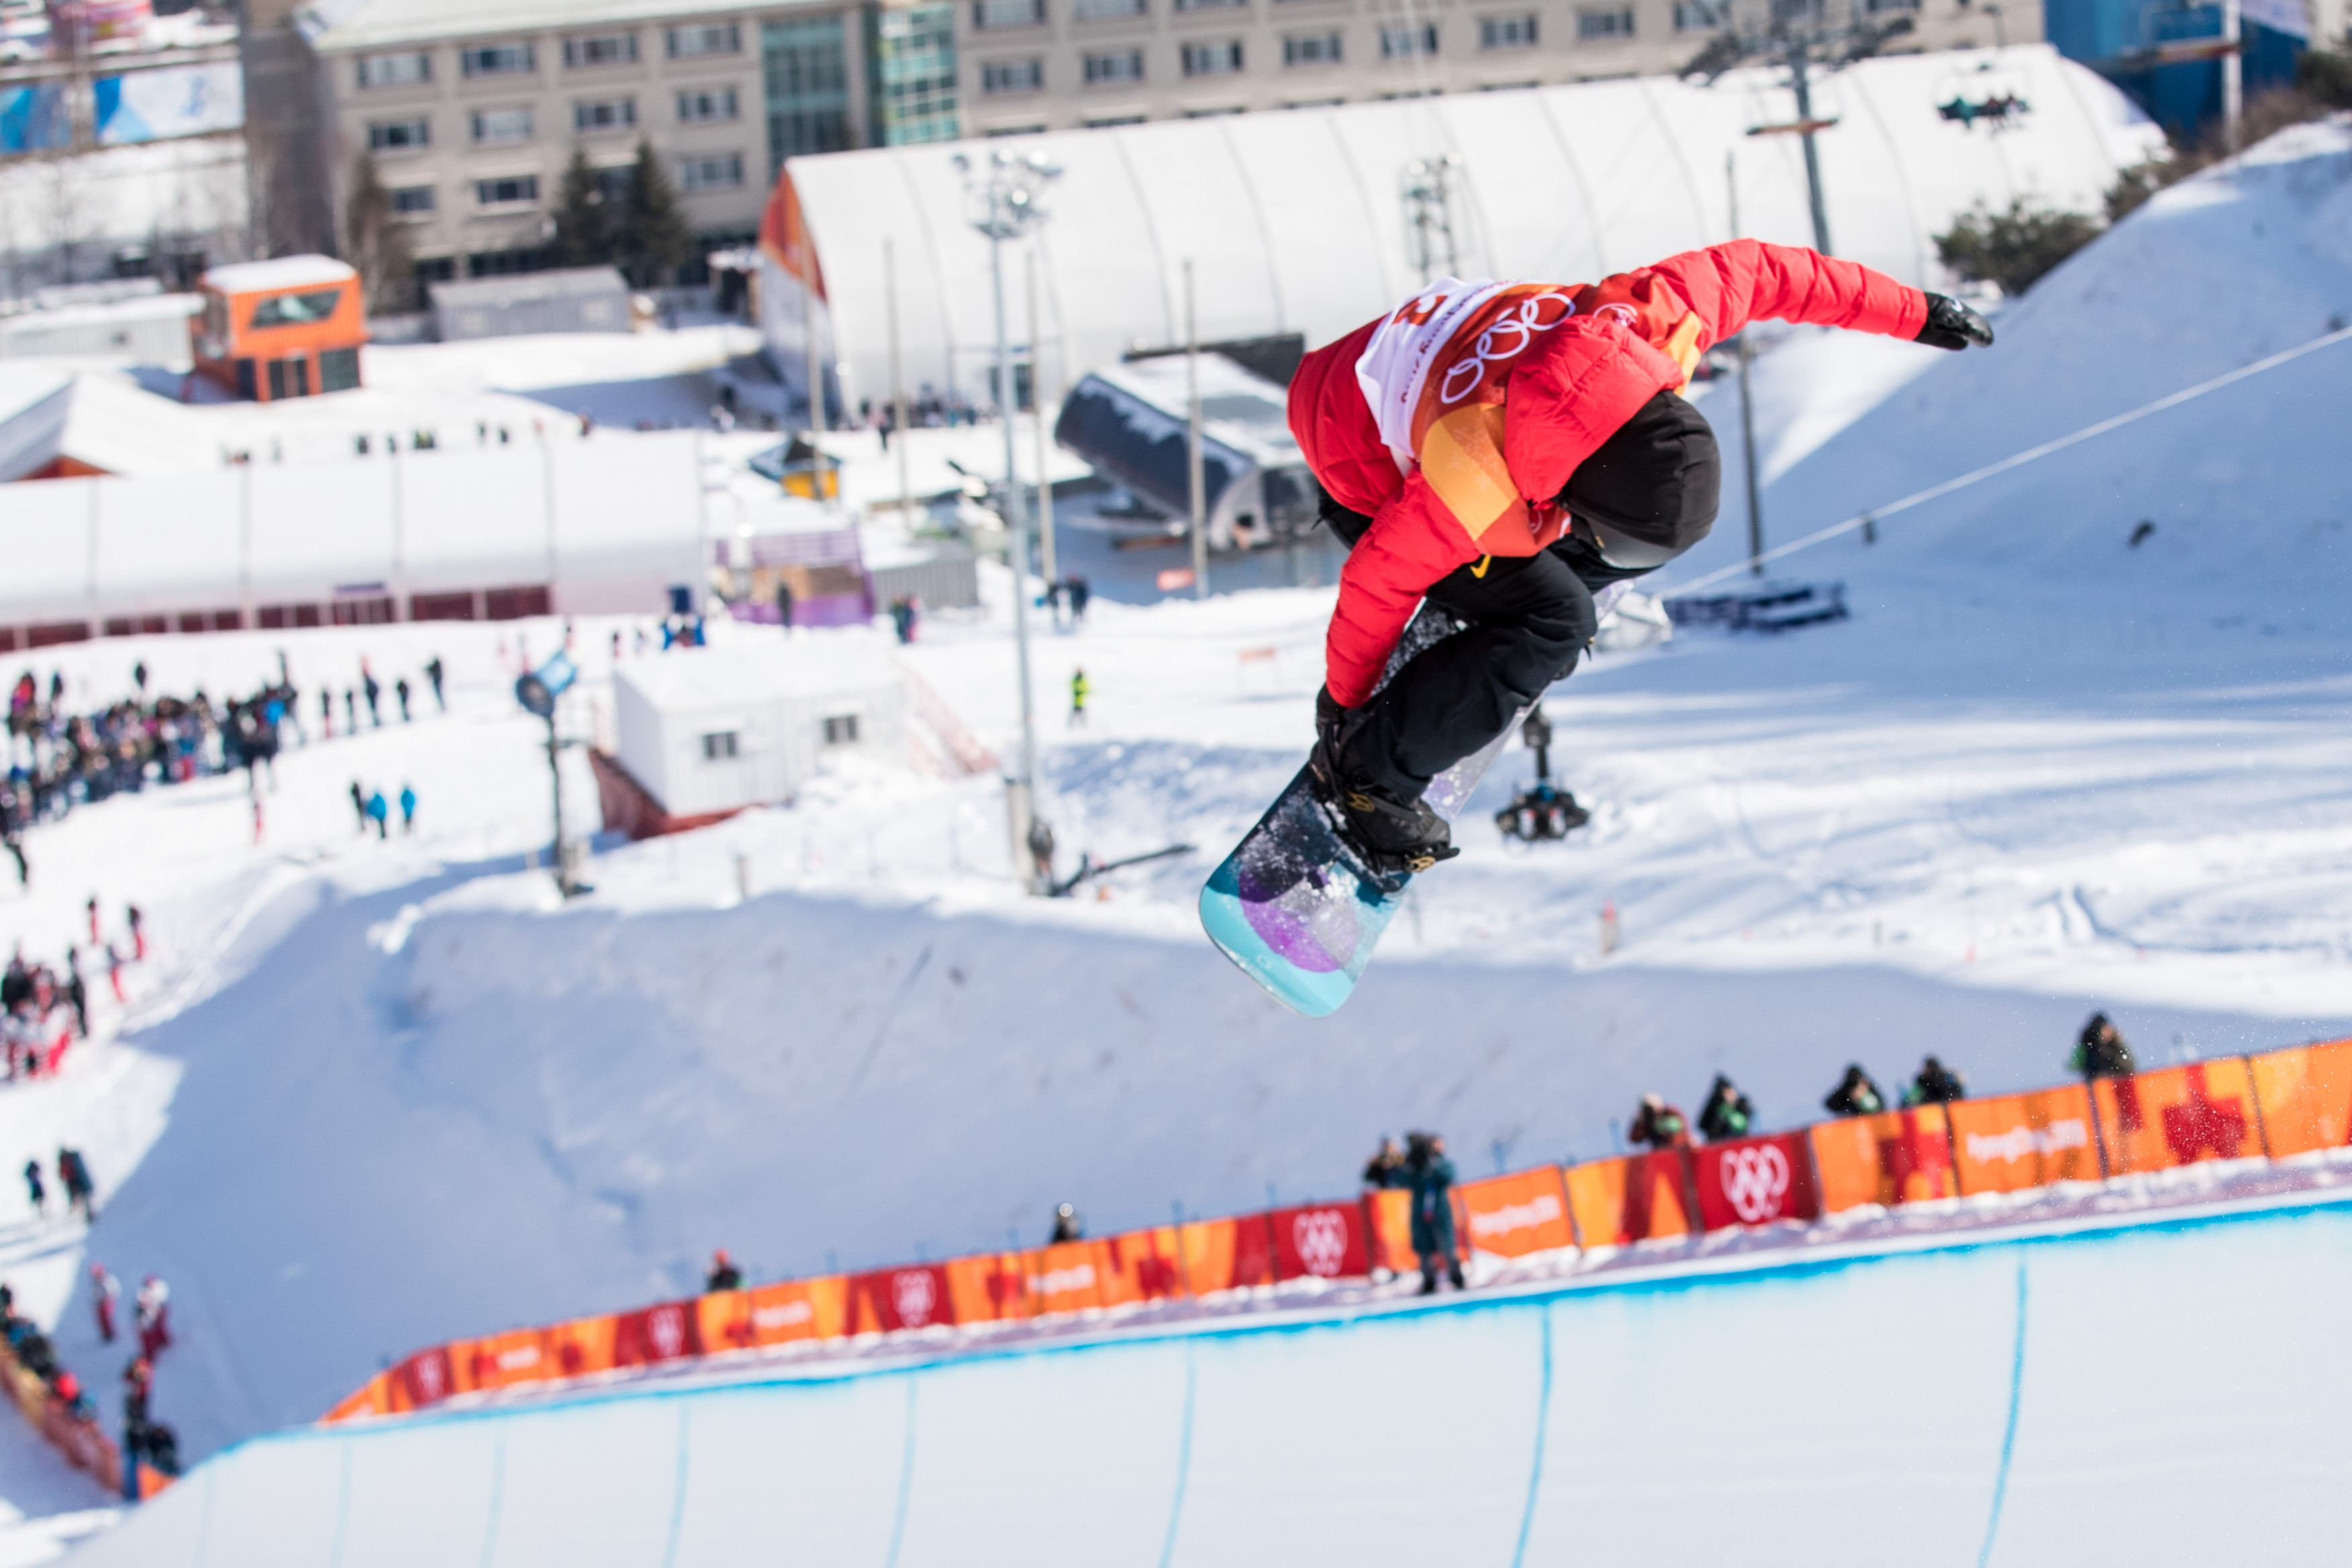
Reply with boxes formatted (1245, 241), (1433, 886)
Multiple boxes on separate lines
(1559, 391), (1721, 573)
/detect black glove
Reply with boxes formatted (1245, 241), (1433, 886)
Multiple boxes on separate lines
(1914, 293), (1994, 352)
(1315, 686), (1348, 752)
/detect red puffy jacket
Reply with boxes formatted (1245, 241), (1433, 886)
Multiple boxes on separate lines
(1289, 240), (1928, 707)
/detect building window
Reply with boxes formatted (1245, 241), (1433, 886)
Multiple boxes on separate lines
(677, 85), (741, 121)
(701, 730), (740, 760)
(575, 99), (636, 131)
(1381, 22), (1438, 55)
(1673, 0), (1723, 24)
(1479, 12), (1538, 46)
(593, 164), (635, 204)
(1577, 7), (1634, 36)
(981, 57), (1044, 92)
(250, 289), (343, 328)
(1073, 0), (1146, 15)
(765, 15), (852, 175)
(972, 0), (1045, 27)
(1085, 111), (1148, 124)
(679, 152), (746, 190)
(475, 175), (540, 207)
(1083, 48), (1144, 81)
(1175, 0), (1244, 9)
(355, 51), (431, 88)
(564, 34), (640, 67)
(391, 185), (436, 214)
(471, 107), (534, 143)
(869, 4), (959, 144)
(458, 42), (535, 77)
(1181, 38), (1243, 73)
(1283, 31), (1341, 62)
(668, 22), (742, 56)
(368, 117), (430, 151)
(821, 715), (859, 746)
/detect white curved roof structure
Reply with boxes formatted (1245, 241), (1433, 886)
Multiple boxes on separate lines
(767, 44), (2161, 414)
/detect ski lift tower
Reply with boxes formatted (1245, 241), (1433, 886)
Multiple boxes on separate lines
(954, 146), (1062, 893)
(1682, 2), (1918, 257)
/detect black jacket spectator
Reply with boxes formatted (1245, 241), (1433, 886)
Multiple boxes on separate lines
(2071, 1013), (2135, 1079)
(1823, 1065), (1888, 1118)
(1361, 1138), (1407, 1189)
(704, 1251), (742, 1293)
(1628, 1095), (1692, 1150)
(1049, 1204), (1085, 1244)
(1698, 1075), (1754, 1142)
(1902, 1056), (1969, 1106)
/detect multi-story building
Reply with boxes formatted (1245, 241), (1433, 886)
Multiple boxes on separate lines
(299, 0), (2036, 292)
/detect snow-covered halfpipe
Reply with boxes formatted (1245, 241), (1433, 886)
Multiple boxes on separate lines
(71, 1193), (2352, 1565)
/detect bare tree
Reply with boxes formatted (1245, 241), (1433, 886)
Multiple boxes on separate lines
(344, 152), (414, 313)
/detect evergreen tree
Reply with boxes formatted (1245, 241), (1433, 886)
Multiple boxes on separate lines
(1932, 198), (2100, 298)
(617, 138), (689, 287)
(553, 149), (611, 267)
(344, 152), (414, 313)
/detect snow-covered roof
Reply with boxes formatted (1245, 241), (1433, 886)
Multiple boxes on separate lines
(202, 255), (358, 295)
(0, 367), (73, 482)
(615, 634), (900, 717)
(429, 266), (629, 309)
(1091, 353), (1302, 469)
(310, 0), (755, 50)
(769, 46), (2166, 409)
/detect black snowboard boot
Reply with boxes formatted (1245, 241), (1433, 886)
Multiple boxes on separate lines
(1310, 689), (1461, 881)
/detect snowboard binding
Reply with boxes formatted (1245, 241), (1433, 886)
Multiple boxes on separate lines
(1494, 705), (1589, 844)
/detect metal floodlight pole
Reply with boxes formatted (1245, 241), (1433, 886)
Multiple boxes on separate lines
(959, 150), (1059, 891)
(546, 712), (568, 894)
(2220, 0), (2243, 150)
(1728, 151), (1765, 577)
(803, 237), (828, 498)
(886, 236), (914, 527)
(1027, 248), (1059, 585)
(1786, 41), (1833, 256)
(1185, 259), (1208, 601)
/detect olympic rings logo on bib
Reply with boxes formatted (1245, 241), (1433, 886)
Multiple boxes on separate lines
(1436, 291), (1577, 405)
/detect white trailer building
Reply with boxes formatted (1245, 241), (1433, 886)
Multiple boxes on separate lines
(609, 634), (905, 820)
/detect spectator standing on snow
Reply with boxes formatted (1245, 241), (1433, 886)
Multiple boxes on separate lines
(91, 1265), (119, 1343)
(394, 677), (412, 722)
(135, 1277), (170, 1361)
(126, 905), (144, 961)
(1628, 1093), (1692, 1150)
(343, 689), (356, 733)
(1404, 1132), (1463, 1295)
(425, 657), (446, 712)
(365, 790), (389, 840)
(320, 689), (334, 739)
(704, 1250), (743, 1293)
(362, 669), (382, 727)
(1823, 1065), (1887, 1119)
(122, 1355), (151, 1452)
(1698, 1074), (1754, 1142)
(106, 944), (124, 1003)
(1361, 1136), (1407, 1189)
(58, 1148), (93, 1220)
(1068, 668), (1090, 728)
(1049, 1203), (1085, 1243)
(64, 950), (86, 1038)
(23, 1158), (44, 1216)
(3, 828), (23, 890)
(399, 784), (416, 834)
(775, 580), (794, 630)
(2071, 1012), (2135, 1081)
(349, 781), (369, 833)
(1902, 1055), (1969, 1106)
(85, 897), (98, 946)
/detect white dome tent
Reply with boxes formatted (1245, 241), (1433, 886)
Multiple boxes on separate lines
(760, 44), (2163, 418)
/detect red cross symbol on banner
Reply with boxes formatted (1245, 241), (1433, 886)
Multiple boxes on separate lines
(2161, 1065), (2248, 1163)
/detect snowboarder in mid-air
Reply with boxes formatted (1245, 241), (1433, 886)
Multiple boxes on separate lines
(1287, 240), (1992, 876)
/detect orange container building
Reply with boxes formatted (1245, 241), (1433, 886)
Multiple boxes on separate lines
(193, 256), (368, 402)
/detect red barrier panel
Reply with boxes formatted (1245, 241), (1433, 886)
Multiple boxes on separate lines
(848, 1264), (957, 1334)
(1693, 1132), (1820, 1230)
(1363, 1188), (1416, 1275)
(1810, 1107), (1957, 1214)
(1267, 1201), (1370, 1281)
(1095, 1226), (1187, 1306)
(1457, 1168), (1575, 1260)
(612, 1297), (704, 1369)
(2249, 1038), (2352, 1157)
(1026, 1242), (1107, 1315)
(2094, 1060), (2261, 1175)
(940, 1253), (1026, 1324)
(1949, 1085), (2102, 1193)
(1178, 1214), (1277, 1294)
(387, 1344), (455, 1412)
(1565, 1151), (1696, 1246)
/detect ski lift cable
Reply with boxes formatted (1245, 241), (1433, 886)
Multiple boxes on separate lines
(1655, 321), (2352, 599)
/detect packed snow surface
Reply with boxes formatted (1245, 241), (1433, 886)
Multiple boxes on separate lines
(0, 117), (2348, 1556)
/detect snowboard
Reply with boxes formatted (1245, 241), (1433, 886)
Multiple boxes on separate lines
(1199, 608), (1524, 1017)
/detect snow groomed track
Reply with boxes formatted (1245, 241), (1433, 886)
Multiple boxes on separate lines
(70, 1190), (2352, 1565)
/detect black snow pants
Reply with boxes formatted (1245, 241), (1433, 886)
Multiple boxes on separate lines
(1320, 492), (1598, 801)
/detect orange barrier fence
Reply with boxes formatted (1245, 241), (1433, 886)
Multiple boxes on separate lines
(1948, 1085), (2101, 1193)
(324, 1040), (2352, 1428)
(1812, 1106), (1956, 1213)
(1457, 1168), (1575, 1261)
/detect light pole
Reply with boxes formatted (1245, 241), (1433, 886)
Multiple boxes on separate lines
(954, 148), (1061, 893)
